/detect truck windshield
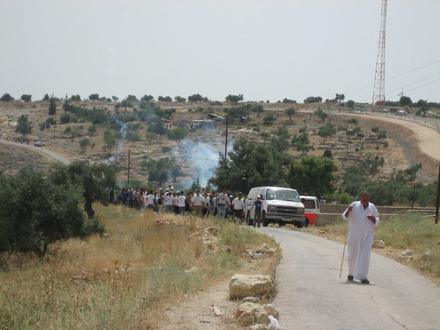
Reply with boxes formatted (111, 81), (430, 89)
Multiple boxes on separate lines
(265, 189), (300, 202)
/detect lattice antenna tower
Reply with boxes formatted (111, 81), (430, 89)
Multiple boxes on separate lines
(372, 0), (388, 105)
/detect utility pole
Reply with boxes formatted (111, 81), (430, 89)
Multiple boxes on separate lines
(436, 162), (440, 224)
(127, 149), (131, 186)
(224, 114), (229, 161)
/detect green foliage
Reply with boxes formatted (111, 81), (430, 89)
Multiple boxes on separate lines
(89, 93), (100, 101)
(304, 96), (322, 104)
(64, 103), (111, 125)
(337, 192), (352, 204)
(323, 149), (333, 158)
(70, 94), (81, 102)
(0, 93), (13, 102)
(287, 157), (336, 197)
(188, 94), (208, 103)
(174, 96), (186, 103)
(400, 95), (412, 106)
(285, 107), (296, 120)
(15, 115), (32, 135)
(209, 137), (288, 193)
(125, 95), (139, 103)
(225, 94), (244, 103)
(148, 117), (167, 136)
(0, 167), (87, 256)
(20, 94), (32, 102)
(166, 127), (188, 142)
(147, 158), (177, 184)
(315, 108), (327, 121)
(42, 94), (50, 101)
(103, 129), (118, 150)
(346, 100), (355, 108)
(48, 97), (57, 115)
(262, 114), (276, 125)
(318, 123), (336, 139)
(79, 138), (91, 153)
(335, 93), (345, 103)
(291, 130), (313, 155)
(158, 96), (172, 102)
(141, 94), (154, 102)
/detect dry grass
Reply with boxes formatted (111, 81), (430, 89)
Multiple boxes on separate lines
(307, 213), (440, 279)
(0, 205), (278, 329)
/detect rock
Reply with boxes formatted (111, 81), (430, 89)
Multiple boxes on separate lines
(223, 245), (232, 253)
(205, 226), (220, 236)
(247, 324), (269, 330)
(242, 296), (260, 304)
(273, 223), (280, 228)
(256, 304), (280, 324)
(399, 249), (413, 261)
(268, 224), (275, 228)
(255, 246), (277, 256)
(235, 302), (260, 326)
(318, 230), (326, 235)
(422, 251), (432, 260)
(268, 315), (280, 330)
(372, 240), (385, 249)
(285, 224), (296, 230)
(212, 305), (223, 317)
(229, 274), (274, 300)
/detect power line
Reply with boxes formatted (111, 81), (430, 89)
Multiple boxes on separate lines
(388, 71), (440, 95)
(346, 58), (440, 96)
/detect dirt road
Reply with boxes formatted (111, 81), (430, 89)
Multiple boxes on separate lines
(261, 227), (440, 330)
(346, 113), (440, 161)
(0, 139), (70, 165)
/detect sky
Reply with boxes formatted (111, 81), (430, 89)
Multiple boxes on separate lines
(1, 0), (439, 103)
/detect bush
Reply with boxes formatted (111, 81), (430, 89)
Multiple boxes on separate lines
(263, 114), (276, 125)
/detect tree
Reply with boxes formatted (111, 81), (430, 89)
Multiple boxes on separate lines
(323, 149), (333, 158)
(166, 127), (188, 143)
(42, 94), (50, 101)
(70, 94), (81, 102)
(263, 114), (276, 125)
(148, 117), (167, 136)
(48, 96), (57, 115)
(158, 96), (173, 102)
(399, 96), (412, 107)
(103, 129), (117, 150)
(141, 94), (154, 102)
(0, 93), (13, 102)
(415, 99), (428, 117)
(285, 107), (296, 121)
(335, 93), (345, 103)
(209, 137), (287, 194)
(315, 108), (327, 122)
(291, 130), (313, 155)
(89, 93), (100, 101)
(304, 96), (322, 104)
(111, 95), (119, 102)
(287, 157), (336, 197)
(20, 94), (32, 102)
(251, 104), (264, 118)
(225, 94), (244, 103)
(126, 95), (139, 103)
(16, 115), (32, 135)
(188, 93), (208, 103)
(318, 123), (336, 139)
(174, 96), (186, 103)
(79, 138), (91, 153)
(346, 100), (355, 108)
(0, 167), (86, 256)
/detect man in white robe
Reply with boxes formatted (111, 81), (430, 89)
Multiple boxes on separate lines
(341, 191), (380, 284)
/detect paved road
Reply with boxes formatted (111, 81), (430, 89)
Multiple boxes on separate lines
(0, 139), (70, 165)
(260, 228), (440, 330)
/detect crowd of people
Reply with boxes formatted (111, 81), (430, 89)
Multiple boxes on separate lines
(112, 186), (248, 220)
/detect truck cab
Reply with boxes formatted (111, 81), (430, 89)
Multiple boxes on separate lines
(245, 186), (305, 227)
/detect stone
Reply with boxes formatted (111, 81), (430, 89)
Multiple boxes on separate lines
(229, 274), (274, 300)
(205, 226), (220, 236)
(318, 230), (326, 235)
(242, 296), (260, 304)
(372, 240), (385, 249)
(285, 224), (296, 230)
(235, 302), (260, 326)
(247, 324), (269, 330)
(212, 305), (223, 317)
(399, 249), (413, 261)
(256, 304), (280, 324)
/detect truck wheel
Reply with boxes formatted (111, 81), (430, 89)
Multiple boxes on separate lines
(262, 212), (269, 227)
(295, 220), (305, 228)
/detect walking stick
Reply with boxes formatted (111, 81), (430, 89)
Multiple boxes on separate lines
(339, 239), (347, 279)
